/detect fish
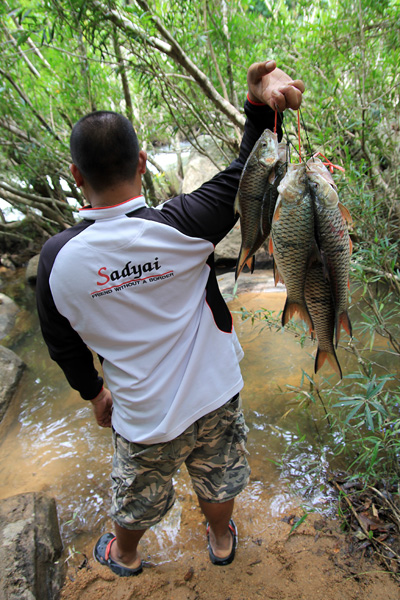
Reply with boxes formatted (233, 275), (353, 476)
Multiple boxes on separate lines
(307, 157), (337, 188)
(307, 161), (353, 346)
(269, 162), (314, 331)
(248, 141), (288, 264)
(304, 259), (342, 377)
(260, 140), (288, 236)
(234, 129), (279, 279)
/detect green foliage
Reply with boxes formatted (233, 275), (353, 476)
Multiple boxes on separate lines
(0, 2), (399, 489)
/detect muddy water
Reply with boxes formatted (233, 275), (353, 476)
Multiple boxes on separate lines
(0, 269), (387, 564)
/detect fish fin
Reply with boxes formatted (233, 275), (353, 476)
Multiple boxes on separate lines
(247, 255), (255, 274)
(282, 299), (313, 332)
(335, 311), (352, 347)
(339, 202), (352, 225)
(315, 348), (342, 378)
(319, 248), (331, 283)
(235, 244), (250, 281)
(307, 245), (321, 268)
(233, 192), (241, 216)
(273, 262), (284, 285)
(268, 236), (274, 256)
(260, 195), (266, 235)
(272, 200), (281, 222)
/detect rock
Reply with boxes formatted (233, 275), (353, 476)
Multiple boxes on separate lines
(25, 254), (40, 286)
(218, 269), (285, 299)
(0, 294), (20, 340)
(215, 226), (273, 270)
(181, 155), (220, 194)
(214, 224), (241, 266)
(181, 153), (273, 269)
(1, 254), (16, 270)
(0, 345), (25, 423)
(0, 492), (65, 600)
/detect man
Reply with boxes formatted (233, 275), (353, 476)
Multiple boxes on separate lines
(36, 60), (304, 576)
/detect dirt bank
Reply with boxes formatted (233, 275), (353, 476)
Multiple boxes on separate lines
(60, 509), (399, 600)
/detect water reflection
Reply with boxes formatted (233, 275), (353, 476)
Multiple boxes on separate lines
(0, 270), (374, 562)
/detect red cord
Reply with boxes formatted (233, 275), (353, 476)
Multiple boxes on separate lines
(274, 109), (278, 134)
(297, 110), (302, 163)
(313, 152), (345, 173)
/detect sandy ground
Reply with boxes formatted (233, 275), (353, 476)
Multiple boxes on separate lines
(60, 509), (399, 600)
(59, 272), (399, 599)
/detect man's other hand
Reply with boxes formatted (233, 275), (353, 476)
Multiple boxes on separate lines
(90, 387), (113, 427)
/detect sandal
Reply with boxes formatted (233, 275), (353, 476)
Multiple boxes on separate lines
(206, 519), (238, 566)
(93, 532), (143, 577)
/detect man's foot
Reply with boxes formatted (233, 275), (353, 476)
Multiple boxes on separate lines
(93, 533), (143, 577)
(206, 519), (238, 566)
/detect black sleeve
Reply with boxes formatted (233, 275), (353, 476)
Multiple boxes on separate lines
(36, 231), (104, 401)
(157, 99), (282, 245)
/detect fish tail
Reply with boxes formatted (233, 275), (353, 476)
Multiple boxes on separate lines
(235, 245), (251, 281)
(335, 310), (352, 347)
(282, 299), (313, 332)
(315, 348), (342, 379)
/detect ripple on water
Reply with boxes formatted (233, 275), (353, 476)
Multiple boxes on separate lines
(0, 276), (348, 555)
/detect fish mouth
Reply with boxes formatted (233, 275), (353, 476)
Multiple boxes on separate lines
(259, 157), (276, 167)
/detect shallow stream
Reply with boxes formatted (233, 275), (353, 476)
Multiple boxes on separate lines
(0, 268), (396, 565)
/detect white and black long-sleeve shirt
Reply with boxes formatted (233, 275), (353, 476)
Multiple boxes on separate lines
(36, 100), (280, 444)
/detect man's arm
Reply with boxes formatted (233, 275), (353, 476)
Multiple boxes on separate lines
(36, 235), (104, 401)
(157, 60), (305, 245)
(37, 246), (114, 427)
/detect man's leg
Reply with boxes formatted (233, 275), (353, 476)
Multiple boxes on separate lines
(108, 523), (146, 568)
(198, 497), (235, 558)
(186, 394), (249, 563)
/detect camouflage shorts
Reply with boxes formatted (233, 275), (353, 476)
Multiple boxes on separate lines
(110, 394), (250, 530)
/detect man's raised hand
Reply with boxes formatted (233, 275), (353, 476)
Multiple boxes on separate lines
(247, 60), (305, 112)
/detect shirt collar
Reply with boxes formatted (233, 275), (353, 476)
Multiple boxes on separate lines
(79, 195), (147, 220)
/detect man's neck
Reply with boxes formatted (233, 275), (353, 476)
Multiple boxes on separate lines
(84, 180), (142, 209)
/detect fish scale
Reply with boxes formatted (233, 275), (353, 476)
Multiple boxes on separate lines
(304, 260), (342, 377)
(308, 166), (352, 347)
(270, 162), (314, 331)
(234, 129), (279, 279)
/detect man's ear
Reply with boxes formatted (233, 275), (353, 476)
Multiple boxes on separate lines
(70, 163), (85, 188)
(137, 150), (147, 175)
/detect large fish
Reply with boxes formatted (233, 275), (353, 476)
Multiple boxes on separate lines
(234, 129), (279, 279)
(304, 259), (342, 377)
(307, 161), (353, 346)
(269, 162), (314, 331)
(261, 140), (288, 236)
(248, 140), (288, 263)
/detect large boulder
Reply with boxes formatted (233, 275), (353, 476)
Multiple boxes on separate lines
(181, 154), (220, 194)
(0, 345), (25, 423)
(181, 152), (273, 269)
(0, 293), (20, 340)
(0, 492), (64, 600)
(25, 254), (40, 286)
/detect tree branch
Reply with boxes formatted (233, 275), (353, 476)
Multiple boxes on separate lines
(0, 68), (64, 142)
(92, 0), (245, 129)
(0, 181), (74, 211)
(112, 26), (134, 122)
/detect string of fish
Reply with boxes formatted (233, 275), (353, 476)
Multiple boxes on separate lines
(234, 107), (353, 379)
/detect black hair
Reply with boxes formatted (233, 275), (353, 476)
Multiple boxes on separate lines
(70, 111), (140, 191)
